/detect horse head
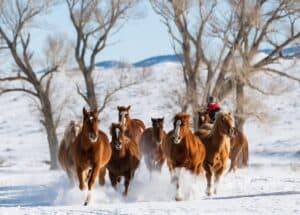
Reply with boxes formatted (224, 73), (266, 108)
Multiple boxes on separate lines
(215, 112), (235, 138)
(110, 123), (126, 150)
(173, 112), (190, 144)
(117, 105), (131, 129)
(197, 108), (212, 128)
(151, 117), (164, 144)
(82, 107), (99, 143)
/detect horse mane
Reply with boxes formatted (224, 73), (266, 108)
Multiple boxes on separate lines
(207, 111), (224, 137)
(63, 120), (82, 148)
(132, 118), (146, 129)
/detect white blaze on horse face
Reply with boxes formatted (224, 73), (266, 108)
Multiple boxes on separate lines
(120, 111), (127, 128)
(174, 120), (182, 144)
(115, 128), (120, 139)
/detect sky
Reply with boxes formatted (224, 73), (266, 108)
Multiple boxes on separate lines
(31, 1), (173, 64)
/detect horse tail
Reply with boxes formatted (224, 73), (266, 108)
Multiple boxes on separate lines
(237, 136), (249, 168)
(241, 140), (249, 167)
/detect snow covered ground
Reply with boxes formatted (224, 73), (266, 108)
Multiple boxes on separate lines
(0, 60), (300, 214)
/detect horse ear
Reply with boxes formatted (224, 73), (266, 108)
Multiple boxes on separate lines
(161, 117), (164, 122)
(151, 118), (155, 123)
(127, 105), (131, 110)
(117, 106), (121, 110)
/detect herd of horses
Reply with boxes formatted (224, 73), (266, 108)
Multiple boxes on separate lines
(58, 105), (249, 205)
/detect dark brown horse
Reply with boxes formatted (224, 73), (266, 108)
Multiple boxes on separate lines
(139, 117), (166, 174)
(196, 111), (234, 196)
(197, 108), (249, 173)
(163, 112), (206, 201)
(67, 108), (111, 205)
(117, 105), (145, 145)
(107, 123), (140, 196)
(58, 120), (82, 185)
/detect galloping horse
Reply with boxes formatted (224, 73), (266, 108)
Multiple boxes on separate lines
(58, 120), (82, 185)
(67, 108), (111, 205)
(163, 112), (206, 201)
(107, 123), (140, 196)
(117, 105), (145, 145)
(197, 111), (234, 196)
(196, 108), (249, 173)
(139, 117), (166, 174)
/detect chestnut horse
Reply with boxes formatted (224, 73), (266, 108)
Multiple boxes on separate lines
(58, 120), (82, 185)
(117, 105), (145, 145)
(196, 111), (234, 196)
(139, 117), (166, 174)
(68, 108), (111, 205)
(197, 109), (249, 173)
(163, 112), (206, 201)
(107, 123), (140, 196)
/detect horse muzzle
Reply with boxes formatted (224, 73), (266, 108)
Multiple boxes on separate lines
(115, 143), (122, 150)
(89, 133), (98, 143)
(173, 137), (181, 144)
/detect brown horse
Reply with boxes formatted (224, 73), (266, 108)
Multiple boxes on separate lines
(68, 108), (111, 205)
(107, 123), (140, 196)
(139, 117), (166, 174)
(58, 120), (82, 185)
(197, 111), (234, 196)
(196, 109), (249, 173)
(163, 112), (206, 201)
(117, 105), (145, 145)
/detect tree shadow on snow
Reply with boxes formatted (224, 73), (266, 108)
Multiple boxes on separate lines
(0, 178), (64, 207)
(210, 191), (300, 200)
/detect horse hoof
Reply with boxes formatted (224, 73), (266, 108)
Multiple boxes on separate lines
(84, 201), (88, 206)
(122, 191), (128, 197)
(175, 196), (183, 201)
(206, 191), (212, 196)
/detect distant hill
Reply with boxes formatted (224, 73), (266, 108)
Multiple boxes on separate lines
(95, 60), (130, 69)
(133, 54), (183, 67)
(260, 46), (300, 57)
(95, 47), (300, 69)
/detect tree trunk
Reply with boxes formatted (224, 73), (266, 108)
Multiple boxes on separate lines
(39, 90), (59, 170)
(235, 81), (247, 168)
(235, 81), (246, 132)
(84, 70), (98, 110)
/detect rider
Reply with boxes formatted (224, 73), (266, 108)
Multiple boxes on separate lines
(206, 96), (221, 121)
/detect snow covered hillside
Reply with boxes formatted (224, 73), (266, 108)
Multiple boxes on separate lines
(0, 59), (300, 214)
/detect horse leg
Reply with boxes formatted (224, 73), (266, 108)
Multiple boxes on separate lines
(76, 166), (86, 191)
(204, 163), (213, 196)
(214, 166), (226, 195)
(174, 168), (183, 201)
(228, 142), (243, 173)
(83, 165), (101, 206)
(99, 167), (106, 186)
(109, 171), (118, 189)
(123, 171), (132, 196)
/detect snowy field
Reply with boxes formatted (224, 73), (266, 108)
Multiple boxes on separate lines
(0, 59), (300, 214)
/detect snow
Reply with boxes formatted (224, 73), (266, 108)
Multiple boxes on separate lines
(0, 60), (300, 214)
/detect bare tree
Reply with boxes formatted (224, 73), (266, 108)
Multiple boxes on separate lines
(150, 0), (219, 129)
(0, 0), (69, 169)
(66, 0), (138, 110)
(151, 0), (300, 131)
(213, 0), (300, 130)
